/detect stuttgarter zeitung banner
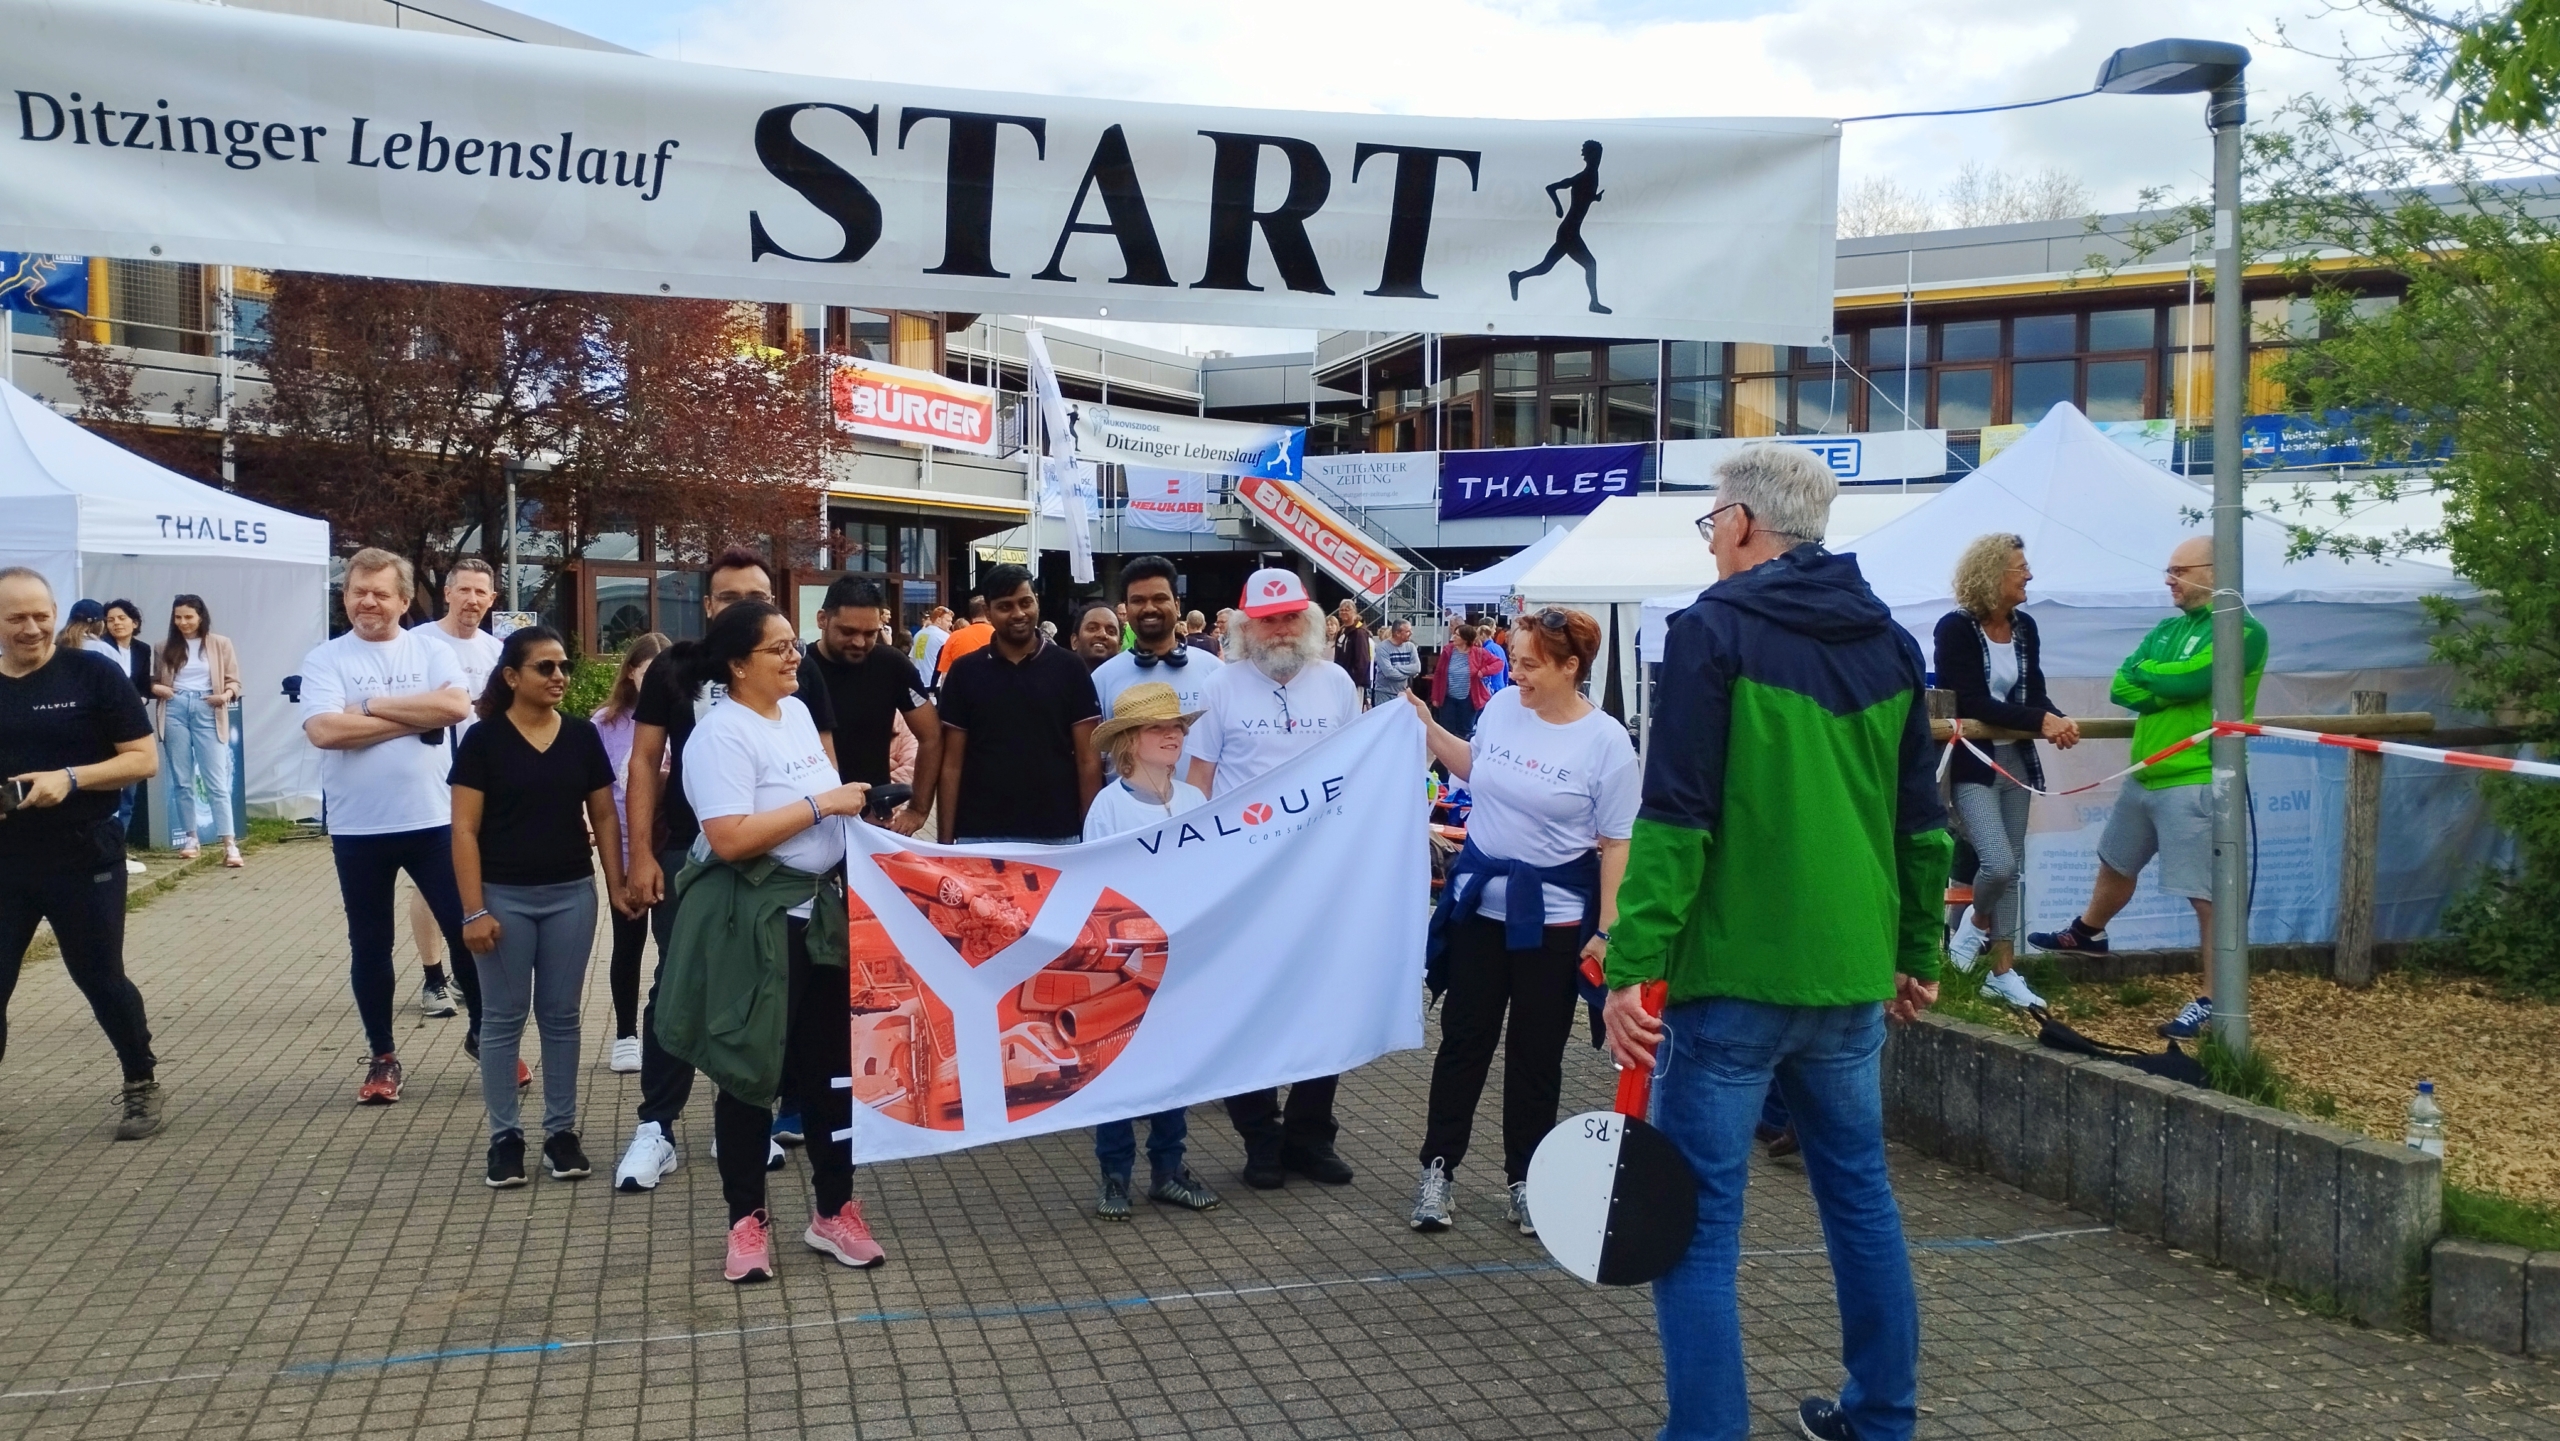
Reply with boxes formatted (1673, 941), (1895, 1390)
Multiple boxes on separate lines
(834, 704), (1428, 1164)
(0, 0), (1839, 342)
(827, 355), (1001, 454)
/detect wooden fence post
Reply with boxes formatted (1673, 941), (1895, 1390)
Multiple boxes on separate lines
(2332, 690), (2385, 987)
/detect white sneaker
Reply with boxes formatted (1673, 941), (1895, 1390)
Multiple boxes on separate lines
(614, 1121), (679, 1192)
(1981, 969), (2045, 1009)
(1946, 924), (1991, 975)
(1505, 1180), (1537, 1237)
(417, 979), (457, 1018)
(124, 857), (148, 876)
(609, 1036), (642, 1073)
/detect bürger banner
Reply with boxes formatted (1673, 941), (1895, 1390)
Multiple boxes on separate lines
(827, 356), (1000, 454)
(1235, 475), (1406, 603)
(0, 0), (1839, 342)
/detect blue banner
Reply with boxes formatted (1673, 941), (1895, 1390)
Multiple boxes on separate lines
(0, 252), (88, 313)
(1438, 443), (1647, 520)
(2240, 411), (2452, 470)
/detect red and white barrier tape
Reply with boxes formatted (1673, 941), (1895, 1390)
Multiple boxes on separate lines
(2214, 721), (2560, 780)
(1943, 721), (2557, 796)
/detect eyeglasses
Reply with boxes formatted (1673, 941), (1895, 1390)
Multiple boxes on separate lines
(1694, 502), (1751, 543)
(1528, 608), (1572, 632)
(753, 639), (804, 661)
(522, 659), (568, 678)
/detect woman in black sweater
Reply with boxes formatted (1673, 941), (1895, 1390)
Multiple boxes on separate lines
(1932, 534), (2080, 1008)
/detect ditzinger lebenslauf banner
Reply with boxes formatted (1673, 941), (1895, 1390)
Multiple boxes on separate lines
(836, 704), (1428, 1164)
(0, 0), (1838, 342)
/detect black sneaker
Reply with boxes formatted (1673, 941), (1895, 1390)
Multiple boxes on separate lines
(1148, 1166), (1222, 1211)
(1240, 1140), (1286, 1190)
(2025, 919), (2109, 954)
(114, 1080), (165, 1141)
(486, 1130), (528, 1189)
(463, 1029), (480, 1061)
(1797, 1397), (1858, 1440)
(543, 1131), (592, 1180)
(1281, 1144), (1354, 1185)
(1096, 1171), (1132, 1221)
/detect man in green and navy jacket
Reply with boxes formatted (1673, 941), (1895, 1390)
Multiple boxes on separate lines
(1598, 446), (1950, 1441)
(2027, 534), (2268, 988)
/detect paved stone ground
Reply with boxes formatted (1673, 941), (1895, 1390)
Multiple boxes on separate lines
(1, 838), (2554, 1440)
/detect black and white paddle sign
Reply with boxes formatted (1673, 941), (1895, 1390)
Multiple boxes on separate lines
(1525, 979), (1697, 1286)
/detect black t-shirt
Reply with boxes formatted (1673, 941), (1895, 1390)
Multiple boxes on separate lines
(632, 642), (837, 849)
(449, 711), (615, 886)
(936, 636), (1100, 840)
(807, 643), (930, 786)
(0, 648), (153, 870)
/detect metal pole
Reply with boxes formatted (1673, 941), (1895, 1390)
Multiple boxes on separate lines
(218, 265), (237, 489)
(2207, 78), (2252, 1051)
(504, 463), (521, 610)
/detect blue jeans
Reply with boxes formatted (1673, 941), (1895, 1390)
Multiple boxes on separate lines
(1650, 998), (1917, 1441)
(162, 691), (233, 845)
(1095, 1108), (1188, 1180)
(477, 880), (595, 1139)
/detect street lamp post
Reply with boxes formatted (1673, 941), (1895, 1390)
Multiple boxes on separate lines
(2097, 39), (2254, 1050)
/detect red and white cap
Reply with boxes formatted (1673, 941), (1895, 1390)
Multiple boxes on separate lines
(1239, 567), (1313, 617)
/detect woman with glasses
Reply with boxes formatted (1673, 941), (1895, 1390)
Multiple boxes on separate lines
(450, 626), (630, 1187)
(659, 602), (885, 1283)
(1407, 606), (1637, 1236)
(1933, 533), (2080, 1009)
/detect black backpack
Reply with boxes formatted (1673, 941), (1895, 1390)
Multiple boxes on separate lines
(2031, 1007), (2209, 1087)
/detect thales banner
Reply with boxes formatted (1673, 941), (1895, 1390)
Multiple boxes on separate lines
(836, 705), (1427, 1164)
(1439, 442), (1647, 520)
(0, 0), (1837, 342)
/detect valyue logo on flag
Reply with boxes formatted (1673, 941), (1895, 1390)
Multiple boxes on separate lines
(1234, 475), (1404, 603)
(827, 355), (1001, 455)
(834, 704), (1431, 1164)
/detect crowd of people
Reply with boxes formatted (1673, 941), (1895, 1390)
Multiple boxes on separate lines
(0, 435), (2275, 1440)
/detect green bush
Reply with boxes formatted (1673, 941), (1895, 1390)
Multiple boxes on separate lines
(2424, 778), (2560, 999)
(560, 654), (621, 720)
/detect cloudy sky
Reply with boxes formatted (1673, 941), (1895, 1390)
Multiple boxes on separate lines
(507, 0), (2390, 353)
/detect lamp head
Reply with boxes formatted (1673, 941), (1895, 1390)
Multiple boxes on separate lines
(2096, 38), (2250, 95)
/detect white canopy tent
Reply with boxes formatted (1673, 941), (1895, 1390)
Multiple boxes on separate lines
(1441, 524), (1569, 608)
(0, 382), (329, 818)
(1636, 404), (2488, 948)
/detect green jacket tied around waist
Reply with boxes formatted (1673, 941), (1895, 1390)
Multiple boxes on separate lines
(654, 852), (847, 1109)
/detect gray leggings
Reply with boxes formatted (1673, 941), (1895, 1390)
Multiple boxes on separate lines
(1953, 755), (2033, 939)
(479, 879), (596, 1139)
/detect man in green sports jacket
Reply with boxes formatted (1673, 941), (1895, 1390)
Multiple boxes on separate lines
(1598, 445), (1951, 1441)
(2027, 536), (2268, 1039)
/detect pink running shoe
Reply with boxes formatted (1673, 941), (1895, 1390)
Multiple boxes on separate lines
(724, 1210), (773, 1284)
(804, 1200), (887, 1269)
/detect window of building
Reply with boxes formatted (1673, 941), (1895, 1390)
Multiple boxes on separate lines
(1662, 379), (1724, 440)
(1606, 343), (1658, 382)
(1935, 368), (1994, 430)
(2011, 359), (2077, 425)
(1550, 348), (1595, 384)
(2089, 307), (2156, 351)
(1866, 326), (1921, 370)
(2013, 314), (2075, 358)
(2085, 359), (2149, 421)
(1604, 384), (1656, 442)
(1940, 320), (2001, 362)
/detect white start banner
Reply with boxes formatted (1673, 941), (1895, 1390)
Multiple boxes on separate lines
(0, 0), (1838, 342)
(1122, 465), (1216, 534)
(1303, 452), (1440, 509)
(836, 704), (1428, 1163)
(826, 355), (1000, 454)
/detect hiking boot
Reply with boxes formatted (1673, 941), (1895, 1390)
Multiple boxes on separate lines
(543, 1131), (591, 1180)
(804, 1200), (887, 1268)
(2157, 996), (2213, 1039)
(1096, 1171), (1133, 1221)
(1980, 969), (2045, 1009)
(1148, 1166), (1221, 1212)
(1410, 1158), (1453, 1232)
(357, 1054), (403, 1105)
(1505, 1180), (1536, 1236)
(486, 1130), (528, 1189)
(724, 1210), (773, 1284)
(2026, 918), (2109, 954)
(1796, 1397), (1858, 1440)
(113, 1080), (165, 1141)
(1281, 1144), (1353, 1185)
(1240, 1137), (1285, 1190)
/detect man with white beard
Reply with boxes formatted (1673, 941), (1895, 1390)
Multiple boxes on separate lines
(1186, 568), (1363, 1190)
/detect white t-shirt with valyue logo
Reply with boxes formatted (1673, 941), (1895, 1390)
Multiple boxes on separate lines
(298, 626), (469, 836)
(1462, 688), (1641, 925)
(681, 695), (844, 881)
(1190, 655), (1359, 800)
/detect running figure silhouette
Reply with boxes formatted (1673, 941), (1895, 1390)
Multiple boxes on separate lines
(1509, 140), (1611, 315)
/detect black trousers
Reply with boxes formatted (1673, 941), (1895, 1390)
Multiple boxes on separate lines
(635, 847), (697, 1129)
(1227, 1075), (1339, 1154)
(608, 906), (648, 1039)
(714, 916), (855, 1224)
(0, 830), (156, 1083)
(1419, 914), (1582, 1185)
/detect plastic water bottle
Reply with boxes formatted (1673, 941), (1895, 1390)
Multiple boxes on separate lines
(2403, 1080), (2445, 1158)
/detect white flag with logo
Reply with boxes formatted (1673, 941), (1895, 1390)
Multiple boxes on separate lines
(836, 705), (1428, 1163)
(1123, 465), (1216, 534)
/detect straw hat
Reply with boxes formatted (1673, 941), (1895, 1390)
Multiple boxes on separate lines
(1092, 681), (1205, 751)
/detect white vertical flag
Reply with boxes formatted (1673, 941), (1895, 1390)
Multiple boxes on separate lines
(1023, 328), (1095, 582)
